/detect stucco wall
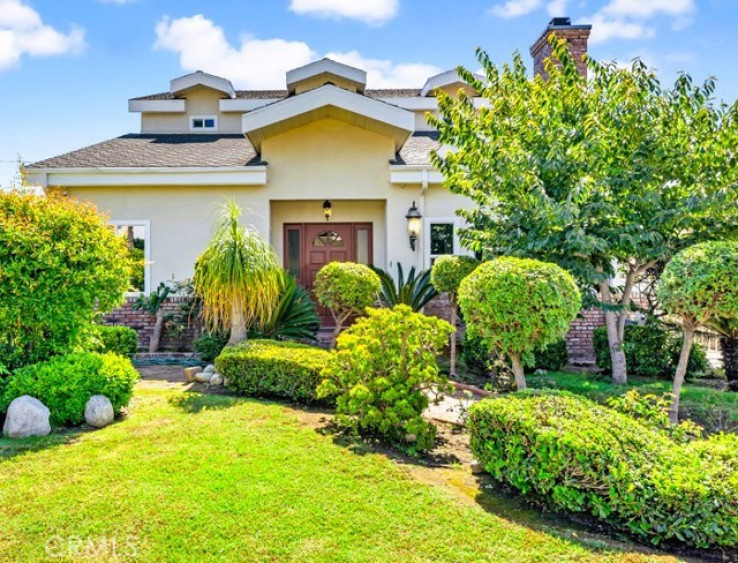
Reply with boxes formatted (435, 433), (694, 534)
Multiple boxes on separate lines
(140, 87), (242, 134)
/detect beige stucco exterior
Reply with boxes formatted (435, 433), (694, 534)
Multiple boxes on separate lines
(141, 87), (242, 134)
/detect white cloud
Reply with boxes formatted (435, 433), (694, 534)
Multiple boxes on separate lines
(289, 0), (399, 26)
(587, 0), (695, 44)
(325, 50), (441, 88)
(0, 0), (85, 71)
(587, 14), (654, 44)
(155, 15), (440, 89)
(96, 0), (138, 4)
(546, 0), (569, 16)
(489, 0), (542, 18)
(601, 0), (695, 19)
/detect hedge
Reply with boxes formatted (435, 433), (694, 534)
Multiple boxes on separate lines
(468, 392), (738, 549)
(215, 340), (332, 404)
(0, 352), (139, 427)
(91, 325), (139, 358)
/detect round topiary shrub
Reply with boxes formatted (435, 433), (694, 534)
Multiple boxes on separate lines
(0, 192), (131, 369)
(313, 261), (381, 347)
(458, 257), (581, 390)
(658, 241), (738, 422)
(430, 255), (479, 377)
(0, 352), (139, 427)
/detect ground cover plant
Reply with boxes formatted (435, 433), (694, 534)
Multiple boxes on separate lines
(468, 391), (738, 550)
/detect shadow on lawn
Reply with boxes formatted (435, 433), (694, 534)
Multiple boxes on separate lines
(0, 426), (88, 463)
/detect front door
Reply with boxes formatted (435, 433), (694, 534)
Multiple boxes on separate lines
(284, 223), (373, 326)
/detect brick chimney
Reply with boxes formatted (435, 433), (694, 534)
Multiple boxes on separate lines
(530, 17), (592, 79)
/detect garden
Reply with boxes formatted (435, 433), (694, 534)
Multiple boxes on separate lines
(2, 39), (738, 561)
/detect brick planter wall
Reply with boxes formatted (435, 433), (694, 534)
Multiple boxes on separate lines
(102, 296), (198, 352)
(424, 294), (605, 366)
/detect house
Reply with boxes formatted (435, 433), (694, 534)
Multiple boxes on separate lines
(26, 18), (600, 362)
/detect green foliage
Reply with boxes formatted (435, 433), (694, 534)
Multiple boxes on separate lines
(458, 258), (581, 364)
(0, 192), (131, 369)
(532, 338), (569, 372)
(658, 242), (738, 329)
(251, 271), (320, 341)
(133, 282), (172, 315)
(216, 340), (331, 404)
(194, 332), (229, 364)
(594, 323), (710, 379)
(372, 263), (438, 312)
(468, 392), (738, 549)
(461, 332), (491, 375)
(314, 262), (381, 322)
(0, 352), (139, 426)
(318, 305), (454, 451)
(430, 255), (478, 296)
(89, 325), (139, 358)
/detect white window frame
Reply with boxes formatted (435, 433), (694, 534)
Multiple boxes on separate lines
(110, 220), (151, 296)
(189, 115), (218, 131)
(424, 217), (464, 269)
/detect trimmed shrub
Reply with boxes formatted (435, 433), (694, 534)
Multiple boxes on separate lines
(216, 340), (331, 404)
(318, 305), (454, 451)
(461, 331), (490, 375)
(468, 392), (738, 549)
(90, 325), (139, 358)
(459, 257), (581, 390)
(314, 261), (381, 346)
(532, 338), (569, 372)
(194, 332), (229, 364)
(0, 352), (139, 427)
(0, 192), (131, 369)
(594, 323), (710, 379)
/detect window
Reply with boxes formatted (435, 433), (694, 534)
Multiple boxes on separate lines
(312, 231), (344, 247)
(190, 115), (217, 131)
(286, 228), (301, 280)
(424, 218), (463, 268)
(110, 220), (150, 294)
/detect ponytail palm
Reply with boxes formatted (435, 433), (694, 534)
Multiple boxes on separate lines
(195, 201), (280, 346)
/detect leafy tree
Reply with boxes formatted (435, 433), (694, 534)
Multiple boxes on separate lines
(133, 282), (173, 353)
(430, 255), (479, 377)
(430, 38), (738, 384)
(313, 262), (380, 348)
(0, 192), (131, 369)
(194, 201), (280, 346)
(658, 242), (738, 422)
(458, 257), (581, 390)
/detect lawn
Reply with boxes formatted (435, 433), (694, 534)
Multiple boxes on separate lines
(0, 382), (676, 561)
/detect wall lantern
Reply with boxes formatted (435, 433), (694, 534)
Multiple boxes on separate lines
(323, 200), (332, 221)
(406, 201), (422, 251)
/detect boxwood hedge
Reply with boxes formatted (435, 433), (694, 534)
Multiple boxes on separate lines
(468, 391), (738, 549)
(215, 340), (332, 404)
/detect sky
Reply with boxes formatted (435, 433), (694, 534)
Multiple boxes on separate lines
(1, 0), (737, 187)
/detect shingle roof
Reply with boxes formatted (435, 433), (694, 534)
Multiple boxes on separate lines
(28, 134), (261, 169)
(130, 89), (422, 101)
(393, 132), (440, 165)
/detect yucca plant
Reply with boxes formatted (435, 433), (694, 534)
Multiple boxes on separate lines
(252, 271), (321, 342)
(372, 263), (438, 312)
(194, 201), (280, 346)
(705, 316), (738, 391)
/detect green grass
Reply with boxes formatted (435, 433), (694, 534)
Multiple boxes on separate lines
(0, 385), (666, 561)
(529, 371), (738, 428)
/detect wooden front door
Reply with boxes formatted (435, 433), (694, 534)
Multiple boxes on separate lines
(284, 223), (373, 326)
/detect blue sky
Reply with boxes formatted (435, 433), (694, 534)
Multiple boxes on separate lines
(1, 0), (736, 187)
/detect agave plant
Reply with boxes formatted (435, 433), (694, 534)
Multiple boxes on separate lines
(253, 271), (321, 342)
(705, 316), (738, 391)
(194, 201), (280, 346)
(372, 263), (438, 312)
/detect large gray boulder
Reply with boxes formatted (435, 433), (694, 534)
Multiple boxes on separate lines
(84, 395), (114, 428)
(3, 395), (51, 438)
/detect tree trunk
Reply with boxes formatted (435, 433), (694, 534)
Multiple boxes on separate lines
(510, 354), (527, 391)
(670, 327), (694, 424)
(600, 281), (627, 384)
(149, 309), (165, 353)
(228, 301), (247, 346)
(449, 298), (458, 378)
(721, 336), (738, 392)
(330, 324), (342, 350)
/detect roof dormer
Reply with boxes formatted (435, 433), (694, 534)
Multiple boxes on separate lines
(170, 70), (236, 99)
(421, 69), (484, 98)
(286, 59), (367, 95)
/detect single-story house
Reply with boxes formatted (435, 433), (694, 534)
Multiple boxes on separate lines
(26, 18), (601, 362)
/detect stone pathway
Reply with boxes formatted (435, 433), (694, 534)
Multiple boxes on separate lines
(423, 392), (478, 426)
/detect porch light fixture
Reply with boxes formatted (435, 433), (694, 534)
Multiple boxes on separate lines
(323, 200), (332, 221)
(406, 201), (422, 251)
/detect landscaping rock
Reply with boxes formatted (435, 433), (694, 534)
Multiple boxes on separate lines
(534, 369), (548, 376)
(404, 433), (417, 444)
(195, 371), (213, 384)
(470, 459), (485, 474)
(184, 366), (202, 383)
(84, 395), (114, 428)
(210, 373), (223, 386)
(3, 395), (51, 438)
(203, 364), (216, 374)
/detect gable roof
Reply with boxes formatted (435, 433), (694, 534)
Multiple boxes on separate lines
(27, 134), (261, 169)
(393, 132), (440, 165)
(286, 58), (367, 94)
(130, 89), (422, 102)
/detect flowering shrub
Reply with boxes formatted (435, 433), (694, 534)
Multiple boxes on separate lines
(318, 305), (454, 451)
